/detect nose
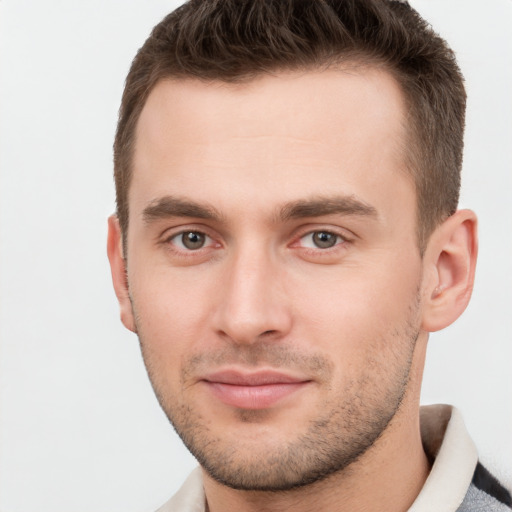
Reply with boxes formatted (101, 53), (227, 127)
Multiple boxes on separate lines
(212, 247), (293, 345)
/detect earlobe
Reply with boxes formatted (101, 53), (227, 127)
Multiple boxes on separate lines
(421, 209), (478, 333)
(107, 215), (137, 333)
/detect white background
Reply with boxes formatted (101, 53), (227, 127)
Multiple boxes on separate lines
(0, 1), (511, 511)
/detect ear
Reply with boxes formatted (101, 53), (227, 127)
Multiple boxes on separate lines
(421, 209), (478, 332)
(107, 215), (137, 333)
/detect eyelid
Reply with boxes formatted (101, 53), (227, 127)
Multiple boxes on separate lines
(160, 222), (215, 239)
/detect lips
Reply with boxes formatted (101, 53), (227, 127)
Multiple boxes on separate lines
(201, 370), (311, 410)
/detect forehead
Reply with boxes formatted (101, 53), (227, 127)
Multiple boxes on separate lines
(130, 67), (413, 221)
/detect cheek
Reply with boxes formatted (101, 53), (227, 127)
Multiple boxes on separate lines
(290, 258), (422, 354)
(129, 267), (217, 359)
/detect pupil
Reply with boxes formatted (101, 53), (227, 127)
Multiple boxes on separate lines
(183, 232), (205, 250)
(313, 231), (336, 248)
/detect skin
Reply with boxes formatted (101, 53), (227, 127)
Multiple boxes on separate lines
(108, 68), (478, 512)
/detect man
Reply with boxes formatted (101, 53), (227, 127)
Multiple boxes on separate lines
(107, 0), (511, 510)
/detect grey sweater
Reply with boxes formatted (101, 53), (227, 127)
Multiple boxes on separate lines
(457, 463), (511, 511)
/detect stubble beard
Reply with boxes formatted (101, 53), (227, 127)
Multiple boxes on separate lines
(135, 302), (421, 492)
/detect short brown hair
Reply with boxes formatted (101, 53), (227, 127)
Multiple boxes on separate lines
(114, 0), (466, 252)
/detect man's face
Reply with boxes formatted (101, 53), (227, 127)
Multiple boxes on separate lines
(122, 68), (426, 490)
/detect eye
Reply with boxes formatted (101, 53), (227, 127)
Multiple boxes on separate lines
(169, 231), (213, 251)
(299, 230), (344, 249)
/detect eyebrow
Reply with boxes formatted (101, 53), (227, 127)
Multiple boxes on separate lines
(142, 194), (378, 225)
(142, 196), (223, 223)
(278, 195), (378, 221)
